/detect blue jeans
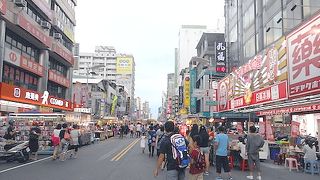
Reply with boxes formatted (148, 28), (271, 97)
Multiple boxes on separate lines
(166, 169), (186, 180)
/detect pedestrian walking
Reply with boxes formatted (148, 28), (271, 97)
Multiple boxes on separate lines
(246, 126), (265, 180)
(52, 124), (61, 160)
(189, 135), (205, 180)
(215, 126), (232, 180)
(119, 124), (125, 139)
(59, 123), (71, 161)
(70, 124), (81, 159)
(198, 126), (210, 176)
(148, 126), (156, 157)
(140, 132), (147, 153)
(156, 125), (165, 157)
(136, 123), (142, 138)
(130, 123), (135, 138)
(29, 121), (41, 160)
(154, 121), (187, 180)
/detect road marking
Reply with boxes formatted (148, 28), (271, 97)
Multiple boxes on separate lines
(114, 139), (139, 161)
(110, 139), (139, 161)
(0, 156), (52, 174)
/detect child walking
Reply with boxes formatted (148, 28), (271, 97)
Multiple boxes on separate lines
(140, 132), (146, 153)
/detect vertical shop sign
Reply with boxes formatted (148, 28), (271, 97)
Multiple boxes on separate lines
(287, 12), (320, 98)
(215, 42), (227, 73)
(291, 121), (300, 138)
(259, 121), (266, 138)
(190, 68), (196, 114)
(184, 76), (190, 108)
(178, 86), (183, 109)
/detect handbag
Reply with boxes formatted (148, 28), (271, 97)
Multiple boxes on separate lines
(51, 134), (60, 146)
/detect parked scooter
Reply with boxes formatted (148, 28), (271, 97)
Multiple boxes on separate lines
(0, 141), (30, 163)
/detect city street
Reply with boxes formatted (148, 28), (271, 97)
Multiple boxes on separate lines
(0, 137), (319, 180)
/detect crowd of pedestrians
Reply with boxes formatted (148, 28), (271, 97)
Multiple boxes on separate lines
(51, 123), (81, 161)
(150, 121), (265, 180)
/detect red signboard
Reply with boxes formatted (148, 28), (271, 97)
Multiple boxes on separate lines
(18, 15), (52, 47)
(0, 0), (6, 15)
(0, 83), (72, 111)
(52, 43), (75, 65)
(48, 70), (70, 88)
(230, 81), (288, 110)
(256, 104), (320, 116)
(287, 12), (320, 98)
(4, 48), (44, 76)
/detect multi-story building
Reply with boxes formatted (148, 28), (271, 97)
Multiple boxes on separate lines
(74, 46), (117, 82)
(225, 0), (320, 67)
(0, 0), (76, 115)
(176, 25), (207, 87)
(142, 101), (150, 119)
(223, 0), (320, 132)
(74, 47), (135, 118)
(190, 33), (225, 117)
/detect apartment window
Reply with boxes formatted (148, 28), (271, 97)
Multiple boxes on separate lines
(52, 3), (75, 31)
(49, 58), (68, 77)
(3, 63), (38, 91)
(47, 82), (66, 99)
(5, 30), (40, 62)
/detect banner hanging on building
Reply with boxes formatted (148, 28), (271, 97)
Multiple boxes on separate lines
(116, 57), (133, 74)
(183, 76), (190, 108)
(215, 42), (227, 73)
(287, 12), (320, 98)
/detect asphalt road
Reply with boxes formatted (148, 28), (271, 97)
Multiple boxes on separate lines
(0, 137), (319, 180)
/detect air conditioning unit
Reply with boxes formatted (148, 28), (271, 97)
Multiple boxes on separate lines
(14, 0), (27, 7)
(41, 21), (50, 29)
(53, 33), (62, 39)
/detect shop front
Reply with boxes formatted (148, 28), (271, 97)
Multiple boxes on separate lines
(0, 82), (73, 154)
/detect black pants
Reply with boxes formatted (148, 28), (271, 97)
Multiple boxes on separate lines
(148, 144), (155, 156)
(216, 155), (230, 173)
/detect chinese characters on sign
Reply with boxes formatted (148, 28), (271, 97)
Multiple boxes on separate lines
(184, 76), (190, 108)
(48, 70), (70, 88)
(287, 13), (320, 98)
(18, 15), (52, 47)
(215, 42), (227, 73)
(52, 43), (75, 65)
(4, 48), (44, 76)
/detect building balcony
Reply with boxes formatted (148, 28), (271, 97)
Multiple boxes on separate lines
(29, 0), (53, 21)
(199, 46), (215, 58)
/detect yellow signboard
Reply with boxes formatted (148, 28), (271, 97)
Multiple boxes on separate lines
(184, 77), (190, 108)
(116, 57), (133, 74)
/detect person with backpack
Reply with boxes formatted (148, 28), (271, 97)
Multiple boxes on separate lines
(154, 121), (189, 180)
(189, 135), (205, 180)
(148, 126), (157, 157)
(215, 126), (232, 180)
(156, 125), (165, 157)
(246, 126), (265, 180)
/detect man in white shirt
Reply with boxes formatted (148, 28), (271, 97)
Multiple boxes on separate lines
(136, 123), (142, 138)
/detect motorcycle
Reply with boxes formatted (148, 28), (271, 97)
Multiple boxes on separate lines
(0, 141), (30, 163)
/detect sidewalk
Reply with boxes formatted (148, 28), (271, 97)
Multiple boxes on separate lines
(204, 161), (320, 180)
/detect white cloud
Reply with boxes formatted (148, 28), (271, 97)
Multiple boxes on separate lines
(75, 0), (225, 118)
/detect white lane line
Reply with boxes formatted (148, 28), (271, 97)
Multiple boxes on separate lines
(0, 156), (52, 174)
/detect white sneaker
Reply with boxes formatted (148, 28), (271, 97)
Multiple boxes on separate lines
(256, 176), (262, 180)
(246, 176), (254, 179)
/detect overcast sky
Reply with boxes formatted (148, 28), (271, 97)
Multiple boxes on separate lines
(75, 0), (225, 118)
